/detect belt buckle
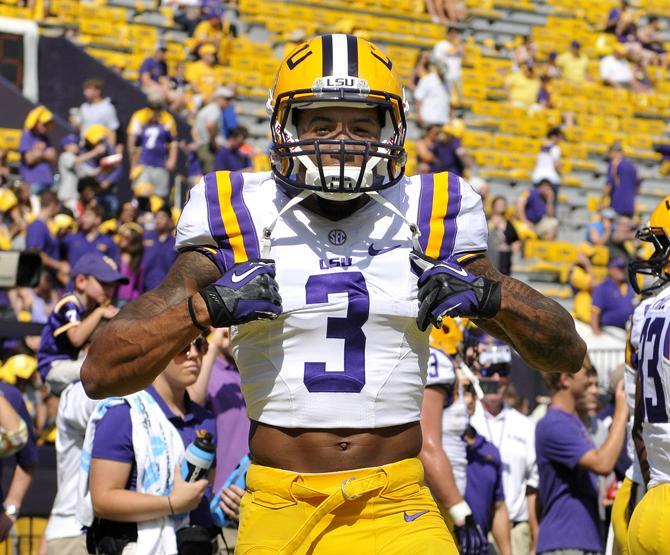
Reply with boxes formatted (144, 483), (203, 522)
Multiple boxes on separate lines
(341, 477), (362, 501)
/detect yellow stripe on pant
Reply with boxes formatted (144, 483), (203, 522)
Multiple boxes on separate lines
(236, 457), (457, 554)
(628, 483), (670, 555)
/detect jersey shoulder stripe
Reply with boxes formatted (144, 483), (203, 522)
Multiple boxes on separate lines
(414, 172), (488, 261)
(417, 172), (461, 260)
(203, 170), (260, 269)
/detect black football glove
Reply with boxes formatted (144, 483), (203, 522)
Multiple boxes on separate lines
(410, 251), (501, 331)
(199, 259), (282, 327)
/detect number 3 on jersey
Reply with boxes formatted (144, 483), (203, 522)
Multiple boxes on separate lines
(639, 317), (669, 423)
(304, 272), (369, 393)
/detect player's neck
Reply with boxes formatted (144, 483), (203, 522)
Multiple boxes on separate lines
(301, 194), (371, 221)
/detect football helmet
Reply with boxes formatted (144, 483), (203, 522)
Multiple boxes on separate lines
(629, 194), (670, 294)
(267, 34), (408, 200)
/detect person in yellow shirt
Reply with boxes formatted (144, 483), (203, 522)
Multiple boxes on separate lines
(555, 41), (589, 84)
(185, 44), (219, 104)
(504, 63), (540, 108)
(192, 8), (237, 66)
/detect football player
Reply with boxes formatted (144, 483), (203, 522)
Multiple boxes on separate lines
(420, 321), (487, 554)
(627, 194), (670, 555)
(82, 35), (585, 553)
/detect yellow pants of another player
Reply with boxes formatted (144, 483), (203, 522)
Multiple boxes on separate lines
(235, 457), (457, 554)
(628, 483), (670, 555)
(612, 477), (640, 555)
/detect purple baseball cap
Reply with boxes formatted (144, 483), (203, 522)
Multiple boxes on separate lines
(608, 257), (627, 270)
(72, 252), (129, 284)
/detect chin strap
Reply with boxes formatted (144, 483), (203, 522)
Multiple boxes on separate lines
(367, 192), (423, 253)
(261, 190), (312, 258)
(260, 188), (424, 259)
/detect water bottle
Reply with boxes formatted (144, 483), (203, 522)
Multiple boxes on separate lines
(210, 454), (251, 527)
(181, 430), (215, 483)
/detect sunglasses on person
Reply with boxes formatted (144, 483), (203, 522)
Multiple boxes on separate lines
(177, 337), (208, 357)
(478, 364), (510, 378)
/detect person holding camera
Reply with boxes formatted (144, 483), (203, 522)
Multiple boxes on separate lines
(469, 330), (539, 555)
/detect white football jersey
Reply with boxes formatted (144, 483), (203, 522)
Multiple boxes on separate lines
(625, 295), (655, 483)
(634, 285), (670, 487)
(176, 170), (487, 428)
(426, 346), (468, 495)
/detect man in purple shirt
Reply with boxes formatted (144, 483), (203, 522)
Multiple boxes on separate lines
(20, 106), (57, 193)
(535, 357), (627, 555)
(63, 205), (119, 267)
(142, 207), (177, 291)
(138, 45), (168, 89)
(214, 126), (252, 173)
(463, 426), (507, 542)
(604, 143), (638, 217)
(516, 180), (558, 240)
(590, 257), (635, 334)
(0, 382), (38, 541)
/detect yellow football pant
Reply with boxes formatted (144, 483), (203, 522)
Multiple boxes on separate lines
(612, 478), (636, 555)
(235, 457), (457, 554)
(628, 483), (670, 555)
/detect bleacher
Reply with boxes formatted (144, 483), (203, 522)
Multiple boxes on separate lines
(0, 0), (669, 315)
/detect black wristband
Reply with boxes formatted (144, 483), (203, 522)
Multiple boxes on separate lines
(187, 296), (209, 333)
(478, 280), (502, 319)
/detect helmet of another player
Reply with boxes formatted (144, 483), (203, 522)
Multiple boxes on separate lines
(267, 34), (408, 200)
(629, 194), (670, 294)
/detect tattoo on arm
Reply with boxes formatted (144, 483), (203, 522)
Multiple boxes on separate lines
(83, 251), (221, 398)
(115, 250), (220, 321)
(464, 256), (586, 374)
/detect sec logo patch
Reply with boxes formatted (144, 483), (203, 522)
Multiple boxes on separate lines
(328, 229), (347, 246)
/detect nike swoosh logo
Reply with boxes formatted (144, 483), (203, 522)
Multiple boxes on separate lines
(441, 263), (469, 277)
(369, 244), (401, 256)
(231, 266), (264, 283)
(404, 510), (429, 522)
(443, 302), (462, 313)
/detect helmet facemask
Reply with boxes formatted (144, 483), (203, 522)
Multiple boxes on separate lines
(269, 84), (408, 201)
(629, 226), (670, 294)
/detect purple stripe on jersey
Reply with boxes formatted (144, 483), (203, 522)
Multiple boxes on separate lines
(229, 171), (260, 259)
(440, 172), (462, 260)
(417, 173), (435, 254)
(204, 172), (235, 271)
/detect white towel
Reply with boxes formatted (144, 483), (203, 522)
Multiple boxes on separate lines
(77, 390), (187, 555)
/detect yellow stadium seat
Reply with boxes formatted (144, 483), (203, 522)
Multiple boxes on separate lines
(0, 128), (21, 151)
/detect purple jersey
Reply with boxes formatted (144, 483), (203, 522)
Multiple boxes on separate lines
(91, 385), (217, 527)
(63, 231), (120, 267)
(19, 129), (53, 186)
(26, 219), (60, 261)
(37, 294), (85, 380)
(142, 231), (176, 291)
(535, 407), (602, 553)
(137, 122), (174, 168)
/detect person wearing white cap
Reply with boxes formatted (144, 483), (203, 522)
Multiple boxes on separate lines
(193, 86), (236, 174)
